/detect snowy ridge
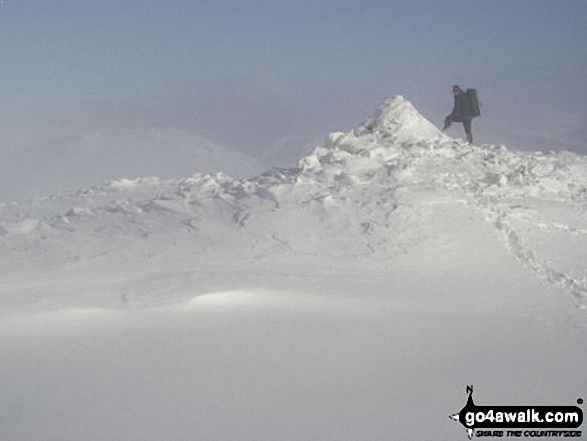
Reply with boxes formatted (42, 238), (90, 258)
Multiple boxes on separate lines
(3, 95), (587, 441)
(1, 95), (586, 304)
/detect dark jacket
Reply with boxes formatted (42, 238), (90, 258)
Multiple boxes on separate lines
(451, 90), (472, 121)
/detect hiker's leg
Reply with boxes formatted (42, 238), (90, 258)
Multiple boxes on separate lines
(463, 118), (473, 144)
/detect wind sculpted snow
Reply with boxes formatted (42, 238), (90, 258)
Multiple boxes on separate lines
(1, 96), (586, 441)
(1, 95), (586, 306)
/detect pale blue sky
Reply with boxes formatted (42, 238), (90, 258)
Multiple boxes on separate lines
(0, 0), (586, 201)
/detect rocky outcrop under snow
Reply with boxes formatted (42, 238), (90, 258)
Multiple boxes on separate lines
(1, 95), (586, 303)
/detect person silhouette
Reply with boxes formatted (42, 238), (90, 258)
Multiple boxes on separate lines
(443, 85), (473, 144)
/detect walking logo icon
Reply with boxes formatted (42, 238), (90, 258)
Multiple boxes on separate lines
(450, 386), (583, 439)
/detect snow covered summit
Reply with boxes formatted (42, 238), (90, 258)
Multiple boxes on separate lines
(355, 95), (443, 141)
(326, 95), (444, 152)
(1, 95), (587, 441)
(1, 95), (587, 304)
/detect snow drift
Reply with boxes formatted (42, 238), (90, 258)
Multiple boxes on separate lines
(1, 95), (586, 305)
(1, 96), (586, 441)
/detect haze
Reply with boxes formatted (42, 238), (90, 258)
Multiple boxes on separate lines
(0, 0), (585, 201)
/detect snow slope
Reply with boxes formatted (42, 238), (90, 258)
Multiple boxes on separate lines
(1, 96), (586, 440)
(0, 126), (266, 204)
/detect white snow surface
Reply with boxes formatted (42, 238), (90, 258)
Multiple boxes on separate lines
(1, 95), (586, 440)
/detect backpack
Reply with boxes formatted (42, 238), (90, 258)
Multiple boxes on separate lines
(466, 88), (481, 117)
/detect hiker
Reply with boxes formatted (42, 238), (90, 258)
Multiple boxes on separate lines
(443, 85), (474, 144)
